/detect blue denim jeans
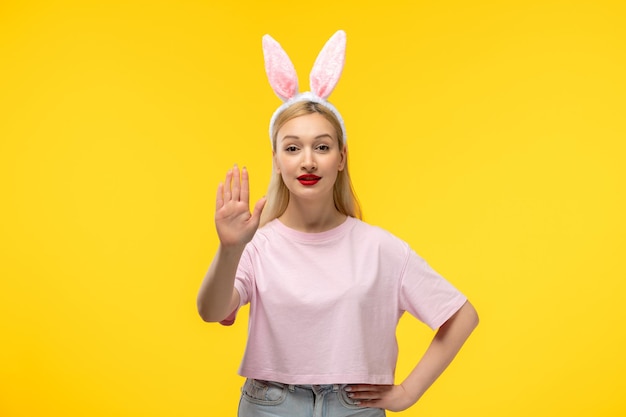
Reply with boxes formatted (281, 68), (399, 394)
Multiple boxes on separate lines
(238, 379), (386, 417)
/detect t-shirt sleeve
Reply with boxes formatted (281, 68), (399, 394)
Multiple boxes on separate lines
(218, 246), (254, 326)
(399, 249), (467, 330)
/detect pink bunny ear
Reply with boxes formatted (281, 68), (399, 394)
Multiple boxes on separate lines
(262, 34), (299, 101)
(310, 30), (346, 99)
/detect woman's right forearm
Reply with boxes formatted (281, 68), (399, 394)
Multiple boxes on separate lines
(196, 244), (245, 322)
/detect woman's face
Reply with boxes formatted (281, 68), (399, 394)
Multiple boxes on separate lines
(274, 112), (346, 202)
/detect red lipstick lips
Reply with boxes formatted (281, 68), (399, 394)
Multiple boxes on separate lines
(297, 174), (321, 186)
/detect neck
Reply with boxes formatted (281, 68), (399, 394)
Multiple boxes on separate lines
(279, 199), (347, 233)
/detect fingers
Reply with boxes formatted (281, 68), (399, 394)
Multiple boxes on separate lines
(216, 182), (224, 210)
(344, 384), (392, 401)
(251, 196), (267, 223)
(217, 164), (256, 208)
(223, 167), (233, 202)
(231, 165), (241, 202)
(240, 166), (250, 205)
(343, 384), (411, 411)
(221, 165), (241, 203)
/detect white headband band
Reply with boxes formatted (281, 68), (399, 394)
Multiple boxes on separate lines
(262, 30), (347, 147)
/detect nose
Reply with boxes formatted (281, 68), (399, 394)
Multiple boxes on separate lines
(300, 149), (317, 171)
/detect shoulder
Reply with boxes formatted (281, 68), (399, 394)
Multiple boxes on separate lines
(348, 218), (410, 252)
(240, 220), (279, 256)
(255, 219), (280, 241)
(349, 217), (404, 240)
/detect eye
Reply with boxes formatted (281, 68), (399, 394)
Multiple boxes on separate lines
(316, 144), (330, 152)
(285, 145), (299, 152)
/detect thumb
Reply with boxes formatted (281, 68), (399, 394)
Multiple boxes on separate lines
(250, 196), (267, 223)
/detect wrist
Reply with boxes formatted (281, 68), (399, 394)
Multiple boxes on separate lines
(218, 243), (246, 257)
(399, 382), (424, 406)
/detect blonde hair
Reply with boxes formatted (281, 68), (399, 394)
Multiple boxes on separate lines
(260, 101), (362, 226)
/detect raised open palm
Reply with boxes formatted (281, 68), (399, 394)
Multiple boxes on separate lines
(215, 165), (266, 248)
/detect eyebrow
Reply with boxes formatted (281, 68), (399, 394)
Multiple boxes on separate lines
(280, 134), (334, 141)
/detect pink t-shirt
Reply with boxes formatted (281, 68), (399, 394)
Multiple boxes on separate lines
(222, 216), (467, 385)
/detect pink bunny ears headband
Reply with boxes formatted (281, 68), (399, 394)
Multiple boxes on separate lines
(262, 30), (347, 147)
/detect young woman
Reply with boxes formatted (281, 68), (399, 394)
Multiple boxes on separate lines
(197, 31), (479, 416)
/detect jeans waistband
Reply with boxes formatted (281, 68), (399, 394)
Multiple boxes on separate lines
(291, 384), (341, 394)
(253, 379), (342, 394)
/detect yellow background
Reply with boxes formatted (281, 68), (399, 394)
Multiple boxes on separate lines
(1, 0), (625, 416)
